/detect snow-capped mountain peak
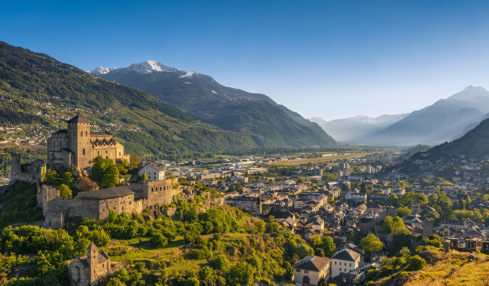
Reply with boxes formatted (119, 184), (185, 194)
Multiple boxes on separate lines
(447, 85), (489, 103)
(88, 61), (185, 75)
(88, 66), (117, 76)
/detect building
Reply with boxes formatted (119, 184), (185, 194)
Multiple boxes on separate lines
(345, 193), (367, 203)
(47, 115), (130, 173)
(68, 242), (110, 286)
(311, 167), (323, 177)
(225, 195), (261, 214)
(138, 163), (165, 181)
(294, 256), (331, 285)
(331, 249), (362, 278)
(411, 195), (422, 215)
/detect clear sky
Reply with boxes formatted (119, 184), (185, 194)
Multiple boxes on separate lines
(2, 0), (489, 120)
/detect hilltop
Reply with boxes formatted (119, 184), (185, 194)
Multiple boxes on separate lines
(0, 41), (260, 158)
(90, 61), (336, 147)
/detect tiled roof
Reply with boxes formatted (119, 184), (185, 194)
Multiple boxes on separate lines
(67, 115), (90, 123)
(294, 256), (331, 271)
(332, 249), (361, 262)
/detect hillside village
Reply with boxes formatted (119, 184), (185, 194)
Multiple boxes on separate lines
(2, 114), (489, 286)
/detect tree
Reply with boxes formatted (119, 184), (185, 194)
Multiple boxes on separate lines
(361, 234), (383, 254)
(265, 216), (280, 233)
(79, 177), (98, 192)
(44, 169), (60, 185)
(315, 248), (325, 257)
(391, 217), (410, 236)
(387, 194), (399, 208)
(141, 172), (148, 182)
(407, 255), (427, 270)
(130, 154), (140, 168)
(382, 216), (393, 235)
(254, 220), (266, 233)
(397, 207), (411, 218)
(91, 156), (107, 183)
(150, 233), (168, 248)
(61, 172), (75, 188)
(57, 184), (72, 199)
(360, 181), (367, 193)
(101, 164), (119, 189)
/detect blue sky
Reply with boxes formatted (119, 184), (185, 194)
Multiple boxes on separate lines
(2, 0), (489, 120)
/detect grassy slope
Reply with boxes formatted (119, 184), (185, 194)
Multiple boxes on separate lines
(0, 41), (258, 157)
(373, 249), (489, 286)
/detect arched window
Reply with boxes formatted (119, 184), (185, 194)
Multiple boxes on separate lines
(302, 276), (310, 284)
(160, 187), (162, 191)
(105, 150), (108, 154)
(80, 131), (83, 137)
(86, 131), (88, 137)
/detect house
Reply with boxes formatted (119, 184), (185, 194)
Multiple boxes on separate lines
(138, 163), (165, 181)
(345, 193), (367, 203)
(293, 256), (331, 285)
(331, 249), (362, 278)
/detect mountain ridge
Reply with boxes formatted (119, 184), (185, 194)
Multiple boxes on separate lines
(91, 61), (336, 147)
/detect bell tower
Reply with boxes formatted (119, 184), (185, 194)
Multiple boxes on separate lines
(67, 115), (91, 170)
(86, 241), (98, 283)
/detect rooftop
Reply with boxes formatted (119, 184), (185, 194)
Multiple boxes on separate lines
(76, 186), (134, 200)
(294, 256), (331, 272)
(67, 114), (90, 123)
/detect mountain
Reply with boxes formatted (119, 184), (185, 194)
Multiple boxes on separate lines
(0, 41), (260, 158)
(89, 61), (335, 147)
(453, 112), (489, 139)
(366, 86), (489, 145)
(408, 117), (489, 161)
(310, 114), (407, 142)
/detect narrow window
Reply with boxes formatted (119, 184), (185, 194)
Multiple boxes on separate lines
(80, 131), (83, 137)
(86, 131), (88, 136)
(83, 149), (85, 155)
(105, 150), (108, 154)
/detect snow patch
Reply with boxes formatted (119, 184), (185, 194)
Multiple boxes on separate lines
(88, 67), (117, 76)
(179, 72), (195, 79)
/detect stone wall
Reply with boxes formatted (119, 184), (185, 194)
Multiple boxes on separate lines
(10, 154), (45, 184)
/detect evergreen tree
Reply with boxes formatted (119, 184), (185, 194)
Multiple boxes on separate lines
(141, 172), (148, 182)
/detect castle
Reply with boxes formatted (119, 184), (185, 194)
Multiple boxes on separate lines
(47, 115), (130, 172)
(38, 178), (175, 228)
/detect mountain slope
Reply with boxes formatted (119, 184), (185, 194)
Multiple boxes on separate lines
(405, 117), (489, 162)
(0, 41), (259, 158)
(367, 86), (489, 145)
(90, 62), (335, 147)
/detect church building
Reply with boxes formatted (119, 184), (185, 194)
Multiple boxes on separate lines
(47, 115), (130, 172)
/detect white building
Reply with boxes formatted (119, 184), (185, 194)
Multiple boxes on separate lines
(293, 256), (331, 285)
(345, 193), (367, 202)
(331, 249), (361, 278)
(138, 164), (165, 181)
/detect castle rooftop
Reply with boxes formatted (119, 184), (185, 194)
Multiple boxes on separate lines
(76, 186), (134, 200)
(67, 114), (90, 123)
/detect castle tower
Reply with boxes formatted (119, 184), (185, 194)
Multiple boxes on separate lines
(87, 241), (98, 283)
(411, 194), (421, 215)
(67, 115), (92, 171)
(10, 153), (21, 180)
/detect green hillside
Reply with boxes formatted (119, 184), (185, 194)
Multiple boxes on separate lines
(0, 41), (258, 158)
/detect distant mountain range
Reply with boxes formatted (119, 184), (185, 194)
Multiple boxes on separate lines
(310, 114), (408, 142)
(312, 86), (489, 145)
(400, 117), (489, 175)
(89, 61), (335, 148)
